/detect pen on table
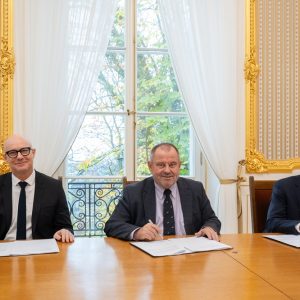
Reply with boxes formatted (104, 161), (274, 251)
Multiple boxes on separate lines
(148, 219), (163, 240)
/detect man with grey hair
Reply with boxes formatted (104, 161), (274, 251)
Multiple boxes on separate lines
(0, 134), (74, 242)
(105, 143), (221, 241)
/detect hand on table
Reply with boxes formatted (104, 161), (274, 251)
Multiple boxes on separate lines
(195, 226), (219, 241)
(54, 229), (74, 243)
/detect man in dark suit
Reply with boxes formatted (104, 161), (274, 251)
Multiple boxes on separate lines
(0, 134), (74, 242)
(105, 143), (221, 241)
(265, 175), (300, 234)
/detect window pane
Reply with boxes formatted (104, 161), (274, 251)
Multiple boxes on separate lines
(137, 0), (167, 49)
(108, 0), (125, 48)
(88, 51), (125, 113)
(66, 115), (125, 176)
(137, 52), (186, 112)
(136, 115), (191, 176)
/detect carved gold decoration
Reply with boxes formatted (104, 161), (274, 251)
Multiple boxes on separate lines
(245, 0), (300, 173)
(245, 148), (277, 173)
(0, 0), (14, 174)
(244, 47), (259, 83)
(0, 153), (9, 174)
(0, 37), (15, 89)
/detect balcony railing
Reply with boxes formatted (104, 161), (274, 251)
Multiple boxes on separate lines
(64, 178), (123, 237)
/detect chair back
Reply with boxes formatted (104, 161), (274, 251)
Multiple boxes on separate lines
(249, 176), (276, 233)
(122, 176), (138, 188)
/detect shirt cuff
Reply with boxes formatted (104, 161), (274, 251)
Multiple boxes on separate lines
(295, 223), (300, 233)
(130, 228), (140, 240)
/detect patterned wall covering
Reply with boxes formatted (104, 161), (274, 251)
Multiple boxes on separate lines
(257, 0), (299, 159)
(246, 0), (300, 172)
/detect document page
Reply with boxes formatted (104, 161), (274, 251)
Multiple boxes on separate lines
(169, 237), (232, 252)
(263, 234), (300, 248)
(0, 239), (59, 257)
(130, 236), (232, 257)
(130, 240), (191, 257)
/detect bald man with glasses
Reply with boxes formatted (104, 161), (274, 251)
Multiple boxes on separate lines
(0, 134), (74, 242)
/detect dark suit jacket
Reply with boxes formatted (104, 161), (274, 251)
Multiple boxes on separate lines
(104, 177), (221, 240)
(265, 175), (300, 234)
(0, 171), (73, 239)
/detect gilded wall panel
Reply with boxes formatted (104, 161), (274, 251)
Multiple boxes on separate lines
(0, 0), (14, 174)
(246, 0), (300, 172)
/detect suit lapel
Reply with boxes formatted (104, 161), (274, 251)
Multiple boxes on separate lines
(143, 178), (156, 223)
(32, 172), (44, 234)
(1, 173), (13, 230)
(177, 178), (193, 234)
(294, 177), (300, 210)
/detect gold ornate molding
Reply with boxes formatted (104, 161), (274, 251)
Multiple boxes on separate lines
(0, 0), (14, 174)
(1, 38), (15, 90)
(245, 0), (300, 173)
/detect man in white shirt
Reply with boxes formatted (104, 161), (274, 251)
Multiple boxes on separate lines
(0, 134), (74, 242)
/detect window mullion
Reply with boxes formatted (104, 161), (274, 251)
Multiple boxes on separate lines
(124, 0), (137, 180)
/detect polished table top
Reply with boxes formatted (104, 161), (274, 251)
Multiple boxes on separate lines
(0, 234), (298, 299)
(223, 234), (300, 299)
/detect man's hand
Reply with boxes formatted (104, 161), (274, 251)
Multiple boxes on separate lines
(195, 226), (219, 241)
(133, 223), (162, 241)
(53, 229), (74, 243)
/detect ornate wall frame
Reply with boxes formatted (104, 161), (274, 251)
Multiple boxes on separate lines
(245, 0), (300, 173)
(0, 0), (14, 174)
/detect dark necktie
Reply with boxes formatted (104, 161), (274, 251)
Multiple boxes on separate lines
(163, 189), (175, 235)
(16, 181), (28, 240)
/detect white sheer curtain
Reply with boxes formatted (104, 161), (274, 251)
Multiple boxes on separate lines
(158, 0), (243, 233)
(13, 0), (117, 176)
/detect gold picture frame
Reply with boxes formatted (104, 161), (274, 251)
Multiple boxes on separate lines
(245, 0), (300, 173)
(0, 0), (14, 174)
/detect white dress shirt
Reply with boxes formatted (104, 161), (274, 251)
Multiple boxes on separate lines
(5, 171), (36, 240)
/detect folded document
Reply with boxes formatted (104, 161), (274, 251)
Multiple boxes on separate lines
(130, 236), (232, 257)
(0, 239), (59, 257)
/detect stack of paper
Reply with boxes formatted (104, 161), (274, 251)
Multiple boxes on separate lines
(130, 236), (232, 257)
(0, 239), (59, 257)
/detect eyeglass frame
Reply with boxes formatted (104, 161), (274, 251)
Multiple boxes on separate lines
(153, 161), (179, 170)
(5, 147), (32, 158)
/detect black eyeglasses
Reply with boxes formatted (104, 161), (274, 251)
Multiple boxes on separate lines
(5, 147), (32, 158)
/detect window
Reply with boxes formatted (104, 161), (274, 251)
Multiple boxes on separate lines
(64, 0), (203, 236)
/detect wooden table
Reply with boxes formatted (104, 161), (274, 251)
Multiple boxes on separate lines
(222, 234), (300, 299)
(0, 234), (297, 299)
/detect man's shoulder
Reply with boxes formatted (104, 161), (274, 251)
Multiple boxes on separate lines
(177, 177), (203, 188)
(0, 172), (11, 184)
(276, 175), (300, 187)
(125, 177), (154, 191)
(35, 171), (61, 185)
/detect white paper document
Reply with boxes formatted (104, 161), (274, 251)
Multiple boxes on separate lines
(0, 239), (59, 257)
(130, 237), (232, 257)
(263, 234), (300, 248)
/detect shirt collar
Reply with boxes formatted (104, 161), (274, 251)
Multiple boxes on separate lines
(12, 170), (36, 186)
(154, 180), (178, 199)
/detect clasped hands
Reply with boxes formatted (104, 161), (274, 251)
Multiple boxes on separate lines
(133, 223), (219, 241)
